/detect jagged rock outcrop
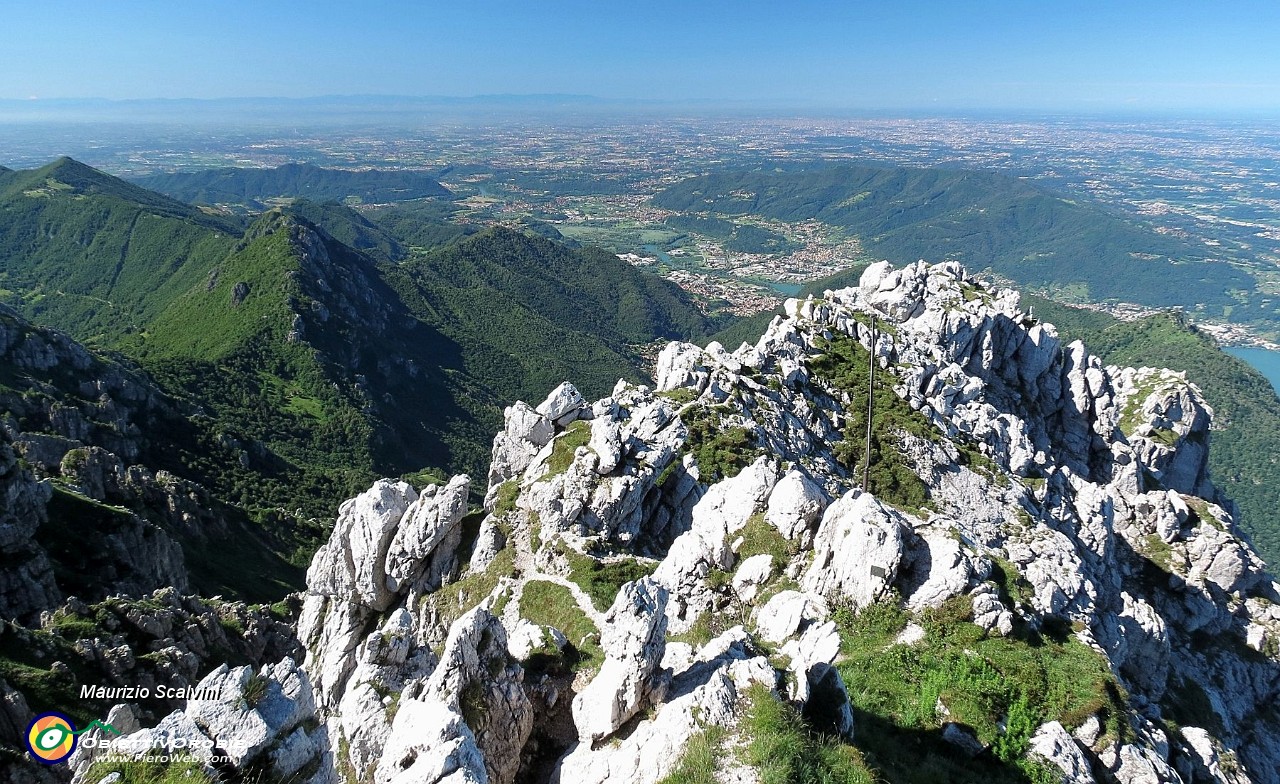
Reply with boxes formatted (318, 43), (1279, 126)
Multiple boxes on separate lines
(45, 259), (1280, 784)
(0, 307), (234, 619)
(0, 433), (58, 620)
(570, 578), (668, 743)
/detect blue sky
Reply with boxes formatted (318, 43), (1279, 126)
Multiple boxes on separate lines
(2, 1), (1279, 112)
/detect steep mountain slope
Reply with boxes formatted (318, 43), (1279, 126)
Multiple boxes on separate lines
(284, 199), (409, 261)
(0, 158), (242, 344)
(69, 261), (1280, 784)
(383, 227), (730, 403)
(0, 161), (731, 591)
(653, 166), (1253, 311)
(0, 304), (302, 606)
(132, 162), (452, 208)
(1026, 297), (1280, 568)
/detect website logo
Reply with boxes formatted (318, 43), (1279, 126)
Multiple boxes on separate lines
(25, 714), (120, 765)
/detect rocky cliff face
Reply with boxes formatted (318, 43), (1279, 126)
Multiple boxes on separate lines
(0, 306), (229, 619)
(76, 261), (1280, 784)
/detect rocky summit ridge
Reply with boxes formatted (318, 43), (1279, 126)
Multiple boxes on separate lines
(67, 260), (1280, 783)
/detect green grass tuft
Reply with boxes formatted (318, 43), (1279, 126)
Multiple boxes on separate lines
(545, 420), (592, 477)
(519, 579), (602, 674)
(832, 596), (1127, 783)
(808, 334), (933, 512)
(85, 758), (217, 784)
(565, 551), (657, 611)
(741, 684), (875, 784)
(658, 725), (728, 784)
(681, 404), (763, 483)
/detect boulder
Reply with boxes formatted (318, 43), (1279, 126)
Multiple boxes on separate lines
(803, 491), (907, 608)
(537, 382), (587, 426)
(1029, 721), (1096, 784)
(306, 479), (418, 611)
(572, 578), (669, 743)
(385, 474), (471, 592)
(764, 469), (828, 546)
(374, 698), (488, 784)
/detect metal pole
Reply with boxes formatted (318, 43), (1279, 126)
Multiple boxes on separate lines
(864, 315), (875, 491)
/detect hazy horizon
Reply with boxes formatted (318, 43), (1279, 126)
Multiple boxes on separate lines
(3, 1), (1279, 115)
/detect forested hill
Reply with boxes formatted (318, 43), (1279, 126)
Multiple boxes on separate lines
(381, 227), (729, 407)
(0, 157), (243, 343)
(133, 161), (452, 207)
(0, 159), (730, 596)
(653, 166), (1252, 311)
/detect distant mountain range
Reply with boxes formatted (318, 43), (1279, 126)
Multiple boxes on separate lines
(0, 94), (693, 124)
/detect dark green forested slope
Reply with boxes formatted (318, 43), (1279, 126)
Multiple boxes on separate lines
(653, 167), (1253, 310)
(137, 209), (502, 514)
(133, 162), (452, 207)
(1027, 297), (1280, 565)
(364, 199), (478, 249)
(285, 199), (408, 261)
(665, 214), (799, 255)
(382, 227), (728, 403)
(0, 158), (242, 344)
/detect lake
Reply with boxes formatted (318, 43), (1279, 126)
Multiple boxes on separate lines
(1225, 346), (1280, 396)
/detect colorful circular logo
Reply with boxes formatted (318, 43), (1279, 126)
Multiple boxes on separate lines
(26, 713), (77, 765)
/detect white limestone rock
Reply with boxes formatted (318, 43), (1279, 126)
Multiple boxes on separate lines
(374, 699), (488, 784)
(572, 578), (669, 743)
(423, 607), (533, 784)
(970, 583), (1014, 637)
(764, 469), (828, 547)
(1029, 721), (1096, 784)
(486, 401), (554, 500)
(554, 629), (756, 784)
(183, 657), (315, 769)
(802, 490), (907, 609)
(731, 554), (774, 604)
(538, 381), (588, 426)
(109, 710), (214, 764)
(386, 474), (471, 592)
(902, 526), (975, 611)
(654, 457), (779, 631)
(654, 342), (711, 394)
(1181, 727), (1251, 784)
(754, 590), (824, 644)
(306, 479), (418, 612)
(297, 594), (366, 712)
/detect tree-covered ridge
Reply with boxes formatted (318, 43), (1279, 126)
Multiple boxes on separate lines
(0, 160), (738, 595)
(132, 162), (452, 207)
(0, 158), (242, 344)
(384, 227), (727, 404)
(1027, 296), (1280, 566)
(664, 214), (799, 254)
(364, 198), (478, 249)
(283, 199), (409, 261)
(653, 166), (1253, 310)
